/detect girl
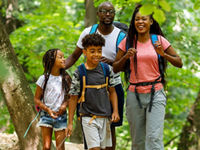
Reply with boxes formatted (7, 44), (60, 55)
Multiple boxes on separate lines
(34, 49), (71, 150)
(113, 4), (182, 150)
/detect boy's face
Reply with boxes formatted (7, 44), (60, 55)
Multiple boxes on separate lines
(83, 45), (102, 66)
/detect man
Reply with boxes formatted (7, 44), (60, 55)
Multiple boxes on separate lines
(65, 2), (125, 150)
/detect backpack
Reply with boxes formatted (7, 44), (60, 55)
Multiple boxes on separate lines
(89, 22), (127, 52)
(76, 62), (110, 118)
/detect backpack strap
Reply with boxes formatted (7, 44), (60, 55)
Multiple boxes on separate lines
(89, 24), (99, 34)
(78, 63), (109, 103)
(150, 34), (165, 84)
(116, 31), (126, 52)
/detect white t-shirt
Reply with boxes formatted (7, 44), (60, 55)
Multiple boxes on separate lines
(36, 74), (64, 112)
(77, 25), (122, 84)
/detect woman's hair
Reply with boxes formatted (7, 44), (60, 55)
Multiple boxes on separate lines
(42, 49), (71, 99)
(82, 33), (105, 49)
(125, 4), (167, 85)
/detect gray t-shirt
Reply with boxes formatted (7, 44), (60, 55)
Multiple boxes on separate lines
(36, 74), (64, 112)
(69, 63), (119, 116)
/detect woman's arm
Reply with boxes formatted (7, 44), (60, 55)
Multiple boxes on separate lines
(113, 48), (136, 73)
(154, 42), (183, 68)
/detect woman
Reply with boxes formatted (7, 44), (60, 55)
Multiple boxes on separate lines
(113, 4), (182, 150)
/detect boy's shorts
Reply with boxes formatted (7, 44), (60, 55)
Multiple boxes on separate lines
(37, 111), (67, 131)
(81, 117), (112, 149)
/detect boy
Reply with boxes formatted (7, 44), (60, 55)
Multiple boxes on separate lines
(65, 33), (120, 150)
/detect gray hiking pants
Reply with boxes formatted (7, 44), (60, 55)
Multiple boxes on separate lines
(126, 89), (166, 150)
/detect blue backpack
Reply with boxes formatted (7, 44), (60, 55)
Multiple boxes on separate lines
(76, 62), (110, 118)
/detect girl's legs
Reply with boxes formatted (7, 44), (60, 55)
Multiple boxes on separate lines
(126, 91), (146, 150)
(55, 129), (66, 150)
(146, 89), (166, 150)
(41, 126), (53, 150)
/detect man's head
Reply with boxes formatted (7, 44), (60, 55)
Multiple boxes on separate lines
(97, 1), (115, 25)
(82, 33), (105, 66)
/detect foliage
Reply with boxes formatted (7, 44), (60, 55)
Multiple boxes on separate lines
(0, 0), (200, 149)
(10, 0), (84, 85)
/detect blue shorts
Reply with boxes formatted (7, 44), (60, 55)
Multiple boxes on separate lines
(37, 111), (67, 131)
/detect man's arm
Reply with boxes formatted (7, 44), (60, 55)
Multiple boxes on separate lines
(65, 46), (83, 69)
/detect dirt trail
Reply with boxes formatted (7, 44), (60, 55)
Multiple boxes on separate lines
(0, 133), (83, 150)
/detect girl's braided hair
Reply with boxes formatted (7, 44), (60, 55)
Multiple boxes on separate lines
(42, 49), (71, 100)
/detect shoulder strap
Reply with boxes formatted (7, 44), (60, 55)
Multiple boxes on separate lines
(78, 63), (87, 90)
(150, 34), (165, 83)
(150, 34), (161, 58)
(89, 24), (99, 34)
(116, 31), (126, 52)
(100, 62), (110, 78)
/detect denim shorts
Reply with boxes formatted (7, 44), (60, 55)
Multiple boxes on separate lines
(37, 111), (67, 131)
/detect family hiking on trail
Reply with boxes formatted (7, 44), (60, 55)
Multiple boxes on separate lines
(29, 1), (183, 150)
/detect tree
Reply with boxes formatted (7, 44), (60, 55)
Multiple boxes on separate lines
(84, 0), (97, 27)
(178, 91), (200, 150)
(0, 21), (43, 150)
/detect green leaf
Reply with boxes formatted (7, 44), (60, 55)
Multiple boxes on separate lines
(153, 8), (166, 24)
(194, 1), (200, 10)
(139, 4), (155, 16)
(159, 0), (171, 12)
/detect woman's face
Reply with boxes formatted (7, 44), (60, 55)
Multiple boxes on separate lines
(134, 12), (153, 34)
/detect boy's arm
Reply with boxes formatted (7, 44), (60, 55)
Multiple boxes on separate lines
(108, 87), (120, 122)
(65, 95), (78, 137)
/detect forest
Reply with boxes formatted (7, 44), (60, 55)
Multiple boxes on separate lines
(0, 0), (200, 149)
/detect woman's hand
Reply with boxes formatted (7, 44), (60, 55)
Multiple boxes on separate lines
(125, 48), (137, 59)
(154, 41), (165, 56)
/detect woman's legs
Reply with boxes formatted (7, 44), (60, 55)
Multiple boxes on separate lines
(126, 91), (146, 150)
(41, 126), (53, 150)
(55, 129), (66, 150)
(146, 89), (166, 150)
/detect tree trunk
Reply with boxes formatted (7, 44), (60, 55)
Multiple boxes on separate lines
(84, 0), (97, 27)
(178, 91), (200, 150)
(0, 21), (43, 149)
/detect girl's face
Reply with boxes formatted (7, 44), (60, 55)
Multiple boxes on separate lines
(53, 50), (65, 69)
(134, 12), (153, 34)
